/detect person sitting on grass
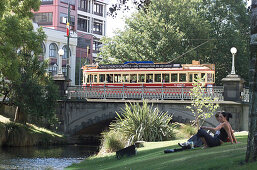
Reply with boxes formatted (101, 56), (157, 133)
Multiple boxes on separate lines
(197, 111), (237, 148)
(178, 112), (221, 148)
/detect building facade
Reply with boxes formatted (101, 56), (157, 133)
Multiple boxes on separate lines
(33, 0), (109, 85)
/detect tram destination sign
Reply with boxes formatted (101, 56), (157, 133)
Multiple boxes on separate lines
(98, 63), (181, 69)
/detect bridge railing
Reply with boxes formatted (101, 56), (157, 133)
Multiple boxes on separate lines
(66, 85), (225, 101)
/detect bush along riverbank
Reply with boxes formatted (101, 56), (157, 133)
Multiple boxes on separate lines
(0, 115), (65, 147)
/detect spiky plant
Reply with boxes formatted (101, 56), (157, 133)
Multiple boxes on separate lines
(110, 100), (174, 145)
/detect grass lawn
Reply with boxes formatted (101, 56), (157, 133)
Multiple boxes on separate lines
(66, 132), (257, 170)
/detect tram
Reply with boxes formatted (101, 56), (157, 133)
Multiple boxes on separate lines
(82, 60), (215, 87)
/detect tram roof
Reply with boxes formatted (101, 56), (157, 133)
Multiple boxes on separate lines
(82, 60), (215, 71)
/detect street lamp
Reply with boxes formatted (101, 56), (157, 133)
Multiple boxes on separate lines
(58, 49), (64, 75)
(230, 47), (237, 75)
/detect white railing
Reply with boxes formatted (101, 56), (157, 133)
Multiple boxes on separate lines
(241, 88), (249, 103)
(66, 86), (225, 101)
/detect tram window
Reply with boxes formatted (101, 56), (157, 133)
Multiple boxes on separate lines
(189, 74), (193, 82)
(162, 74), (169, 83)
(93, 75), (97, 83)
(122, 74), (129, 82)
(106, 74), (113, 83)
(87, 74), (92, 83)
(146, 74), (153, 83)
(201, 73), (206, 81)
(179, 73), (186, 82)
(171, 73), (178, 82)
(154, 74), (161, 82)
(130, 74), (137, 83)
(114, 74), (122, 83)
(138, 74), (145, 83)
(194, 74), (198, 81)
(207, 73), (213, 82)
(99, 74), (105, 82)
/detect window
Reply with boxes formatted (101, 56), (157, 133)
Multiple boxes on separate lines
(93, 41), (102, 53)
(33, 13), (53, 25)
(114, 74), (122, 83)
(60, 13), (75, 26)
(130, 74), (137, 83)
(189, 74), (193, 82)
(146, 74), (153, 83)
(201, 73), (206, 81)
(94, 3), (103, 16)
(62, 45), (71, 59)
(41, 0), (53, 5)
(154, 74), (161, 82)
(122, 74), (129, 82)
(93, 19), (103, 35)
(207, 73), (213, 82)
(79, 0), (89, 12)
(138, 74), (145, 83)
(99, 74), (105, 82)
(78, 16), (90, 32)
(179, 73), (186, 82)
(106, 74), (113, 83)
(93, 75), (97, 83)
(171, 73), (178, 82)
(40, 43), (46, 56)
(162, 74), (169, 83)
(49, 43), (58, 58)
(60, 0), (75, 5)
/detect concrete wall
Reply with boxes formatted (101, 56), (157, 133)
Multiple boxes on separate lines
(57, 99), (249, 135)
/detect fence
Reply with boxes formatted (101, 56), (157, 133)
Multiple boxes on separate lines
(66, 85), (226, 101)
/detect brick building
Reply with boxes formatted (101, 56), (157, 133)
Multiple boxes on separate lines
(33, 0), (108, 85)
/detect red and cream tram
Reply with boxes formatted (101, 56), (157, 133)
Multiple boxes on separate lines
(82, 60), (215, 87)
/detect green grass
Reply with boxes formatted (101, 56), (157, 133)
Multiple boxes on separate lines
(66, 132), (257, 170)
(0, 114), (64, 146)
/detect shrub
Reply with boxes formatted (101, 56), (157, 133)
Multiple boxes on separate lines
(100, 130), (127, 153)
(110, 100), (174, 145)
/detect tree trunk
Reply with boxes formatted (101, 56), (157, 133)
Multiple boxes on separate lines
(14, 107), (27, 124)
(246, 1), (257, 161)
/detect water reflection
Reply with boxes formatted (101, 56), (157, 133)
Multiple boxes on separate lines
(0, 145), (97, 170)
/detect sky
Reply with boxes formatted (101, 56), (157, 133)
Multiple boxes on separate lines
(106, 0), (135, 37)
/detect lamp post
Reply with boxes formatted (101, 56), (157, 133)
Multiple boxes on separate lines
(58, 49), (64, 75)
(230, 47), (237, 75)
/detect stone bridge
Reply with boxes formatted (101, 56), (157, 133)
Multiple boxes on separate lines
(57, 99), (249, 135)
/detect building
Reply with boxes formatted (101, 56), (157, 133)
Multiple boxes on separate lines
(33, 0), (109, 85)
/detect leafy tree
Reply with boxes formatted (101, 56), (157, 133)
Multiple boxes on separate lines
(0, 0), (59, 124)
(108, 0), (151, 17)
(246, 0), (257, 163)
(99, 0), (249, 85)
(186, 76), (219, 129)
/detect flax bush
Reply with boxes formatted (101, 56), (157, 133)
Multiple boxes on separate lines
(100, 130), (127, 153)
(110, 100), (174, 145)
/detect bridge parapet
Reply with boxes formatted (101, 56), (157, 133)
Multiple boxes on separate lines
(66, 86), (227, 101)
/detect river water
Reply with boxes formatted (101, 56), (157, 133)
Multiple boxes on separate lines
(0, 145), (98, 170)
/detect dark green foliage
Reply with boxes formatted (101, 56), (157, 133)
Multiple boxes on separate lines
(0, 0), (59, 124)
(110, 101), (174, 145)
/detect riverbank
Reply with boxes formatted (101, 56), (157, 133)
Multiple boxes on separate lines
(0, 115), (65, 146)
(66, 132), (257, 170)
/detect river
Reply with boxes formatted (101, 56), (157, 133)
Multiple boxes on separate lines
(0, 145), (98, 170)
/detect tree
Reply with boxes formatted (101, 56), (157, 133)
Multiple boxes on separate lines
(108, 0), (151, 17)
(246, 0), (257, 163)
(186, 76), (219, 129)
(99, 0), (249, 85)
(0, 0), (59, 124)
